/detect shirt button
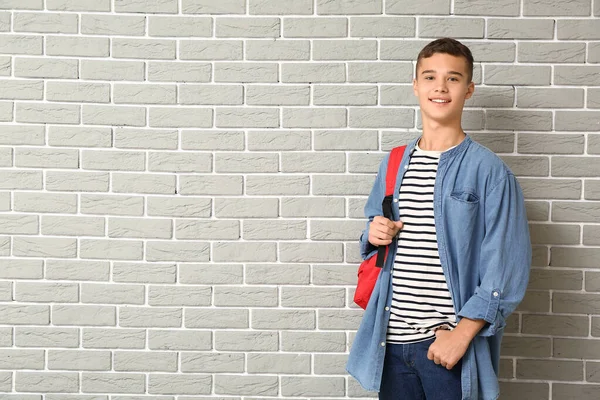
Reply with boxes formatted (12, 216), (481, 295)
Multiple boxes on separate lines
(380, 342), (385, 347)
(404, 165), (408, 170)
(493, 291), (499, 297)
(385, 307), (390, 311)
(393, 198), (398, 203)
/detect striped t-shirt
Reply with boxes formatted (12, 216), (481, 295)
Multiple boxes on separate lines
(386, 141), (457, 344)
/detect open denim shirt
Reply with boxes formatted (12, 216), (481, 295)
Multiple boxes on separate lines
(346, 135), (532, 400)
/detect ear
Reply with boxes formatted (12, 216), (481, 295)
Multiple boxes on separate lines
(413, 78), (418, 97)
(465, 81), (475, 99)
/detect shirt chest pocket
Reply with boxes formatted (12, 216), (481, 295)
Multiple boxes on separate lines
(450, 189), (480, 205)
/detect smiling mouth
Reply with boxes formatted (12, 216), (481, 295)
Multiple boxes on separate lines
(430, 99), (451, 103)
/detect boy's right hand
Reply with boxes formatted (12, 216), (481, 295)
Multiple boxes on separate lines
(368, 216), (404, 246)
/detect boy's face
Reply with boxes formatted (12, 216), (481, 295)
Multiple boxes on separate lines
(413, 53), (475, 126)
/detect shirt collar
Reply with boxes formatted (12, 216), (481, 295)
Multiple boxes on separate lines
(406, 134), (472, 162)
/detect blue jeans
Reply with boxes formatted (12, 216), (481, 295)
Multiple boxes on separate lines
(378, 338), (462, 400)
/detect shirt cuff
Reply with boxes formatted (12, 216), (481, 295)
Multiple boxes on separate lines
(457, 286), (504, 337)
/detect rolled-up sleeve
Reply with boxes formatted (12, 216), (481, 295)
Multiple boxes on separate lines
(457, 173), (532, 336)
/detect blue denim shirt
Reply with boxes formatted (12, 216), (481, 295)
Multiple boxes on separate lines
(346, 135), (532, 400)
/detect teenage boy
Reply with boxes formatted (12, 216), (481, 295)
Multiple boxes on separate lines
(346, 38), (532, 400)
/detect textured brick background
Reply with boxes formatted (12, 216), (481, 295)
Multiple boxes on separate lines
(0, 0), (598, 399)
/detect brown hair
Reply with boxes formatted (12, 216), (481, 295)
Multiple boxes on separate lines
(416, 38), (474, 83)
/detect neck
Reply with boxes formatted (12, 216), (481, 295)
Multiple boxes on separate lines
(419, 118), (466, 152)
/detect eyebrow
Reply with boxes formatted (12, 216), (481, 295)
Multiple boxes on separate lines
(421, 70), (464, 77)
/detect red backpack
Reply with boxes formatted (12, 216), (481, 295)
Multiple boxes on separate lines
(354, 145), (407, 310)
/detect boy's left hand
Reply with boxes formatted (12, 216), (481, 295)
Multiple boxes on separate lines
(427, 329), (470, 370)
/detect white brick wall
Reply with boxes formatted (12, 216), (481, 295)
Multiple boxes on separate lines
(0, 0), (598, 398)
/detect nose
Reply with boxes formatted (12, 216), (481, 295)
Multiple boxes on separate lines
(435, 81), (448, 92)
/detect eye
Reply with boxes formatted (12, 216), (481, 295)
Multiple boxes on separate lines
(448, 77), (459, 82)
(424, 76), (434, 80)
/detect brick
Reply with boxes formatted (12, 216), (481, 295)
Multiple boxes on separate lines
(551, 247), (600, 268)
(46, 36), (109, 57)
(519, 134), (584, 156)
(83, 328), (145, 349)
(47, 82), (109, 103)
(17, 103), (79, 124)
(487, 18), (554, 39)
(179, 175), (242, 195)
(46, 260), (109, 281)
(146, 241), (209, 262)
(586, 180), (600, 200)
(112, 173), (176, 194)
(588, 362), (600, 383)
(113, 38), (175, 60)
(556, 111), (600, 131)
(180, 40), (242, 60)
(0, 125), (44, 145)
(590, 89), (600, 108)
(49, 350), (111, 371)
(120, 307), (181, 328)
(252, 309), (315, 329)
(114, 352), (176, 372)
(214, 286), (278, 307)
(517, 87), (584, 108)
(149, 374), (211, 395)
(114, 84), (176, 105)
(215, 63), (278, 83)
(282, 152), (345, 173)
(0, 214), (37, 234)
(312, 264), (357, 285)
(529, 268), (582, 290)
(556, 66), (600, 85)
(283, 108), (345, 128)
(82, 14), (145, 36)
(584, 226), (600, 246)
(313, 175), (374, 195)
(519, 178), (581, 199)
(282, 63), (345, 83)
(147, 196), (210, 218)
(558, 19), (600, 39)
(215, 331), (278, 351)
(246, 264), (310, 285)
(516, 290), (549, 312)
(215, 198), (278, 217)
(485, 65), (550, 85)
(182, 352), (243, 373)
(314, 85), (377, 105)
(81, 60), (144, 81)
(247, 85), (310, 105)
(81, 283), (144, 305)
(317, 0), (381, 14)
(16, 372), (78, 393)
(281, 377), (345, 397)
(53, 305), (115, 326)
(314, 39), (376, 60)
(455, 0), (519, 15)
(114, 128), (177, 150)
(553, 157), (600, 177)
(113, 262), (175, 284)
(148, 61), (211, 82)
(16, 148), (78, 169)
(182, 130), (243, 150)
(0, 101), (13, 121)
(379, 39), (429, 60)
(176, 220), (238, 240)
(114, 0), (177, 13)
(314, 354), (348, 375)
(554, 292), (600, 314)
(487, 110), (552, 131)
(14, 237), (76, 258)
(81, 194), (144, 216)
(281, 197), (345, 218)
(499, 382), (549, 400)
(311, 220), (365, 240)
(318, 309), (362, 330)
(250, 0), (312, 14)
(149, 16), (211, 37)
(283, 17), (347, 37)
(553, 201), (600, 222)
(150, 152), (212, 173)
(0, 79), (43, 100)
(15, 327), (78, 348)
(0, 170), (42, 190)
(0, 35), (42, 55)
(420, 17), (483, 38)
(0, 349), (44, 369)
(216, 17), (280, 38)
(243, 219), (306, 239)
(47, 0), (110, 11)
(215, 375), (278, 396)
(149, 330), (211, 351)
(529, 223), (579, 245)
(350, 16), (413, 37)
(554, 384), (600, 400)
(149, 285), (211, 306)
(280, 242), (343, 262)
(555, 338), (600, 359)
(283, 287), (347, 308)
(83, 105), (145, 127)
(349, 108), (413, 128)
(182, 0), (245, 14)
(500, 336), (550, 357)
(150, 107), (212, 128)
(0, 0), (42, 9)
(80, 239), (143, 260)
(248, 353), (310, 374)
(517, 359), (582, 381)
(0, 259), (43, 278)
(82, 373), (145, 394)
(523, 0), (591, 16)
(519, 42), (585, 63)
(314, 130), (378, 150)
(179, 84), (242, 105)
(186, 309), (248, 329)
(16, 282), (79, 303)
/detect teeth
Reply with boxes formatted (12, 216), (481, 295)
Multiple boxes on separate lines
(431, 99), (449, 103)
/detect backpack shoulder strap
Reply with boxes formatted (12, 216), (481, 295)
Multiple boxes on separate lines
(385, 145), (407, 196)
